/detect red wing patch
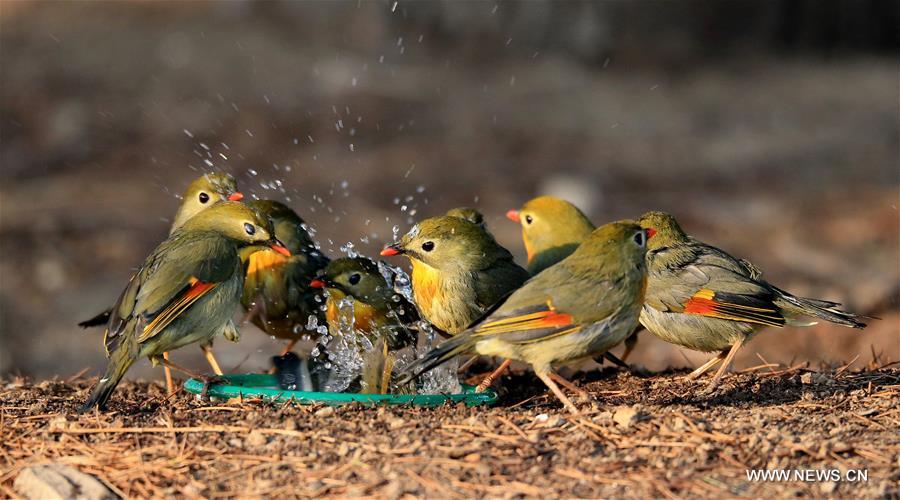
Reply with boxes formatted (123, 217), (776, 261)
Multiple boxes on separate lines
(473, 302), (579, 344)
(683, 288), (785, 327)
(138, 277), (218, 343)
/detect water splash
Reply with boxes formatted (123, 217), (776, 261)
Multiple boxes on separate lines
(319, 298), (373, 392)
(377, 260), (415, 305)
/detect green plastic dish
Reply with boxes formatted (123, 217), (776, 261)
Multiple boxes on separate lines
(183, 374), (498, 407)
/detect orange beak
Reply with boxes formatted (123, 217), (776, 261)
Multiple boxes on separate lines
(269, 239), (291, 256)
(228, 192), (244, 201)
(380, 244), (401, 257)
(646, 228), (657, 239)
(309, 279), (326, 289)
(506, 209), (520, 223)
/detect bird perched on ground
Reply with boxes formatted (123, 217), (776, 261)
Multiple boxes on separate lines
(310, 257), (419, 393)
(508, 196), (641, 364)
(397, 221), (653, 414)
(637, 211), (867, 392)
(80, 202), (290, 411)
(239, 200), (330, 356)
(445, 207), (487, 229)
(78, 173), (244, 390)
(380, 215), (530, 334)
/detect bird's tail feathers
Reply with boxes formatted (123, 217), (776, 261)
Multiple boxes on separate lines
(79, 347), (135, 413)
(395, 333), (475, 387)
(78, 309), (111, 329)
(774, 288), (868, 329)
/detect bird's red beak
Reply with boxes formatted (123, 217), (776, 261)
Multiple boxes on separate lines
(228, 192), (244, 201)
(309, 279), (326, 289)
(646, 228), (657, 239)
(269, 240), (291, 256)
(380, 244), (401, 257)
(506, 209), (520, 223)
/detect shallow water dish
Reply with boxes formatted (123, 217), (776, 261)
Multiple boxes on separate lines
(183, 374), (498, 407)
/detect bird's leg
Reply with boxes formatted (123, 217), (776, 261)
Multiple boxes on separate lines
(153, 355), (206, 380)
(682, 351), (727, 381)
(535, 370), (580, 415)
(279, 339), (298, 357)
(548, 371), (591, 403)
(201, 345), (224, 375)
(620, 331), (639, 362)
(380, 342), (394, 395)
(241, 300), (262, 326)
(476, 359), (512, 393)
(704, 336), (745, 393)
(602, 352), (630, 370)
(153, 355), (224, 398)
(162, 352), (175, 396)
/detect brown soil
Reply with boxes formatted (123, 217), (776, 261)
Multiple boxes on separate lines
(3, 364), (898, 498)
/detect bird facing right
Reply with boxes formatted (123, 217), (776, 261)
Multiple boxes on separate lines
(81, 201), (290, 411)
(239, 199), (330, 356)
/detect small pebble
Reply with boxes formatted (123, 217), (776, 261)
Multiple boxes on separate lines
(315, 406), (335, 417)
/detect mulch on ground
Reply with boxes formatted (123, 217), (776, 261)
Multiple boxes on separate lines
(3, 363), (898, 498)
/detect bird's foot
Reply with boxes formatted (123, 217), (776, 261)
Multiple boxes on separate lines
(199, 375), (227, 399)
(699, 380), (722, 396)
(548, 372), (592, 404)
(475, 359), (511, 393)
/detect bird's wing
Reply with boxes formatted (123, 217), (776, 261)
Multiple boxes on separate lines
(104, 234), (236, 351)
(472, 258), (530, 310)
(468, 263), (621, 345)
(469, 300), (585, 344)
(135, 278), (219, 343)
(647, 243), (784, 327)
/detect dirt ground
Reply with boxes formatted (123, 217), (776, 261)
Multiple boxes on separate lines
(3, 363), (898, 498)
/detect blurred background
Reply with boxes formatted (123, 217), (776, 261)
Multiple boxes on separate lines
(1, 1), (897, 380)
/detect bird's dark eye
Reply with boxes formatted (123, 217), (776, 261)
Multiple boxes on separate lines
(524, 215), (533, 225)
(348, 273), (361, 285)
(244, 223), (256, 236)
(421, 241), (435, 252)
(199, 192), (210, 203)
(633, 231), (645, 247)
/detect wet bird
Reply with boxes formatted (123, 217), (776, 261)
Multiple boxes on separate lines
(239, 200), (330, 356)
(78, 173), (244, 391)
(310, 257), (419, 393)
(637, 211), (867, 392)
(381, 215), (530, 391)
(80, 202), (290, 411)
(508, 196), (640, 364)
(398, 221), (652, 414)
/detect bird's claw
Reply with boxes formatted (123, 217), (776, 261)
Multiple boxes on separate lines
(200, 375), (227, 399)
